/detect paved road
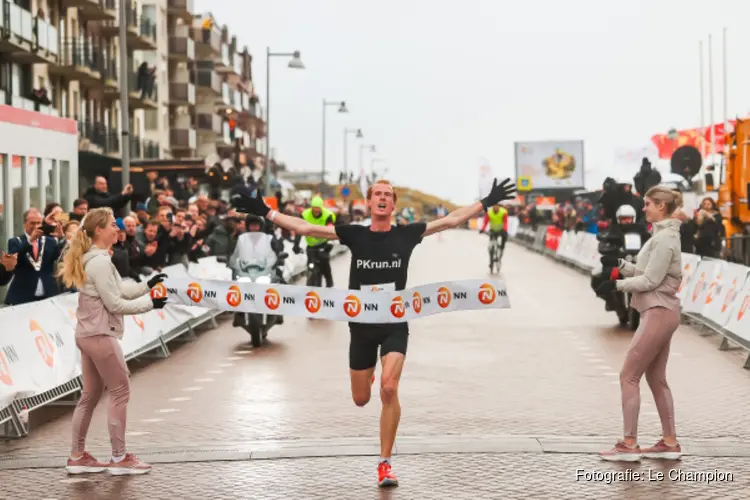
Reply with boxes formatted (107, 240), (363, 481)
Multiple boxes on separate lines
(2, 230), (750, 498)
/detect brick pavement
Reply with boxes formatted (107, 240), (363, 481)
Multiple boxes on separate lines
(1, 453), (748, 499)
(2, 230), (750, 496)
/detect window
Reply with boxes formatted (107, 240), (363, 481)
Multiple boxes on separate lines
(145, 109), (157, 130)
(61, 88), (67, 117)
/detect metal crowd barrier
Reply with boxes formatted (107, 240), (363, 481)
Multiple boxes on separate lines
(506, 216), (750, 370)
(0, 239), (349, 439)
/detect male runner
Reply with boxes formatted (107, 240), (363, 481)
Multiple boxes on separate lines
(231, 177), (516, 487)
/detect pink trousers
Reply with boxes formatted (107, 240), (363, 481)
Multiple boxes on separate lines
(70, 335), (130, 457)
(620, 306), (681, 439)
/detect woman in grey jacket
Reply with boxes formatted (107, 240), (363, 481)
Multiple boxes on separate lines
(595, 186), (684, 462)
(58, 208), (168, 476)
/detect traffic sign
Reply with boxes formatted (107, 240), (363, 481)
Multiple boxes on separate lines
(340, 186), (351, 197)
(518, 176), (532, 191)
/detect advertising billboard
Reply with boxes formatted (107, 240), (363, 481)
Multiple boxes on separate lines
(514, 140), (585, 190)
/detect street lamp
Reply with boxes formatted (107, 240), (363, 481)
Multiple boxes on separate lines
(359, 143), (376, 177)
(265, 47), (305, 195)
(343, 127), (363, 182)
(321, 99), (348, 184)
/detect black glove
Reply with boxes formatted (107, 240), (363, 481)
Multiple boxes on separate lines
(152, 297), (167, 309)
(600, 256), (620, 268)
(480, 178), (517, 210)
(147, 273), (168, 288)
(231, 192), (270, 217)
(595, 280), (617, 296)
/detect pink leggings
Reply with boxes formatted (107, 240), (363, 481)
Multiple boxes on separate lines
(620, 306), (681, 440)
(71, 335), (131, 457)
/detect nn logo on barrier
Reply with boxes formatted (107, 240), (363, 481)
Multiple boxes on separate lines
(478, 283), (497, 305)
(391, 296), (406, 319)
(151, 283), (167, 299)
(187, 282), (203, 303)
(227, 285), (242, 307)
(265, 289), (280, 310)
(722, 280), (738, 313)
(30, 319), (56, 368)
(0, 352), (12, 386)
(133, 316), (145, 331)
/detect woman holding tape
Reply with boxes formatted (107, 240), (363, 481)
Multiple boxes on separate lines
(58, 207), (168, 476)
(595, 186), (684, 462)
(233, 177), (516, 487)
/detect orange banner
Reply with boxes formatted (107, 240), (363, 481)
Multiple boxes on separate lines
(651, 120), (741, 159)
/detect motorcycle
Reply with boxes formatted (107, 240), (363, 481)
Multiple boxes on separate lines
(229, 233), (290, 347)
(590, 214), (647, 331)
(306, 244), (332, 287)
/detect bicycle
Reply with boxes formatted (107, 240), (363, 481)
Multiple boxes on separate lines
(487, 232), (504, 274)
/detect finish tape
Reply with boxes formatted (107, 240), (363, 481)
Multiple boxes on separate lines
(153, 278), (510, 323)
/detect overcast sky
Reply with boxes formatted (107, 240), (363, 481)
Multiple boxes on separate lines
(195, 0), (750, 205)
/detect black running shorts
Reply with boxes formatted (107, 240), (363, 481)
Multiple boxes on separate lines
(348, 324), (408, 371)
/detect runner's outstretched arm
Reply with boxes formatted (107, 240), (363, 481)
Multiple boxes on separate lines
(422, 178), (517, 237)
(266, 211), (339, 240)
(423, 202), (484, 237)
(230, 193), (339, 240)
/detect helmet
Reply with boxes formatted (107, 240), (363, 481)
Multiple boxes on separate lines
(245, 214), (265, 231)
(615, 204), (637, 223)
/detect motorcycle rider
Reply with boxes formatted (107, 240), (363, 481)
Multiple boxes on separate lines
(231, 177), (516, 488)
(301, 196), (336, 287)
(229, 214), (286, 325)
(479, 202), (509, 260)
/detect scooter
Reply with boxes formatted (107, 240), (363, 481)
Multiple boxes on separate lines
(232, 251), (290, 347)
(591, 225), (644, 330)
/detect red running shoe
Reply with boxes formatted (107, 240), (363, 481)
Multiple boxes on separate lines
(378, 461), (398, 487)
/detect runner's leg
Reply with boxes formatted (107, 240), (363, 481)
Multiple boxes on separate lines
(349, 329), (378, 406)
(379, 351), (404, 458)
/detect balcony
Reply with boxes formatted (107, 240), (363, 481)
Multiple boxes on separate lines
(167, 0), (193, 23)
(196, 113), (221, 135)
(214, 44), (231, 72)
(215, 81), (230, 108)
(126, 71), (158, 109)
(49, 39), (102, 84)
(78, 121), (119, 155)
(100, 55), (118, 90)
(196, 69), (221, 95)
(168, 30), (194, 62)
(192, 25), (221, 57)
(100, 4), (157, 50)
(130, 137), (159, 159)
(170, 127), (196, 151)
(63, 0), (116, 21)
(0, 2), (58, 64)
(169, 82), (195, 106)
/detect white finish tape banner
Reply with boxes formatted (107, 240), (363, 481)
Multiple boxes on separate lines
(156, 278), (511, 323)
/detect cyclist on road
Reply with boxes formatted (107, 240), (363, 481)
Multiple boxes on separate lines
(301, 196), (336, 287)
(232, 177), (516, 488)
(480, 203), (509, 255)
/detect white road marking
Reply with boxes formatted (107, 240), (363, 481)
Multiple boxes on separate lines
(182, 386), (202, 392)
(168, 396), (192, 402)
(207, 370), (223, 375)
(140, 418), (164, 423)
(195, 378), (214, 383)
(157, 408), (180, 414)
(219, 363), (234, 368)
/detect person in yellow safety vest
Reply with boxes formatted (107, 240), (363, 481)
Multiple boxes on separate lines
(301, 196), (336, 287)
(480, 203), (508, 251)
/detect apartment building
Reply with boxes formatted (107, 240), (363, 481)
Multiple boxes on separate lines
(191, 12), (264, 171)
(0, 0), (163, 181)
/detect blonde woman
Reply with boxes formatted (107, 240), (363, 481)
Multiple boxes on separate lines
(58, 207), (168, 476)
(595, 186), (684, 462)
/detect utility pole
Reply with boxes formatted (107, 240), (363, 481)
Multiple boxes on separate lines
(118, 0), (131, 211)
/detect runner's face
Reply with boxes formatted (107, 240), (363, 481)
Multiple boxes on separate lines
(369, 184), (395, 217)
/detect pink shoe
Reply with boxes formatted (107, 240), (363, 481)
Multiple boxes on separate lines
(107, 453), (152, 476)
(599, 441), (642, 462)
(642, 439), (682, 460)
(65, 451), (109, 474)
